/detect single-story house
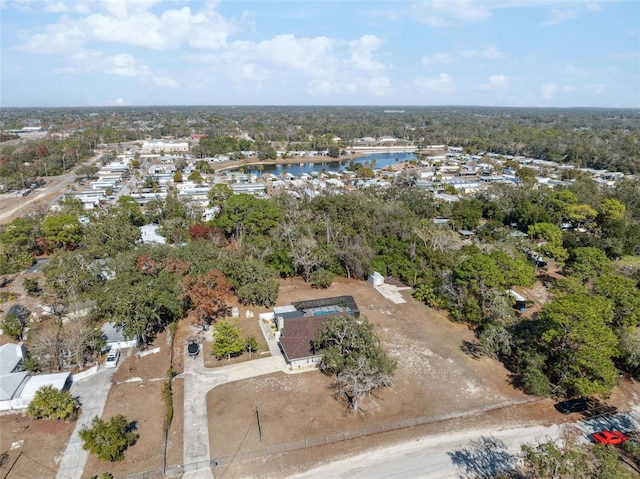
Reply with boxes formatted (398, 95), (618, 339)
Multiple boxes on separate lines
(102, 322), (139, 350)
(0, 343), (72, 411)
(274, 296), (359, 369)
(278, 315), (334, 369)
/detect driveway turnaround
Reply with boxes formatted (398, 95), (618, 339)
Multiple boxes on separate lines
(56, 365), (117, 479)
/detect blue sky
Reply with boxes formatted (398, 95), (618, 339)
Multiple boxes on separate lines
(1, 0), (638, 107)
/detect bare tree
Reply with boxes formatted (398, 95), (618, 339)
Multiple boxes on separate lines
(29, 320), (64, 372)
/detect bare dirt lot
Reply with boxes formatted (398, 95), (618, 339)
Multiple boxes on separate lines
(0, 413), (75, 479)
(206, 277), (548, 477)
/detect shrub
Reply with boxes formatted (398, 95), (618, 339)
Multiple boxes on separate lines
(27, 385), (78, 421)
(79, 415), (138, 462)
(311, 269), (334, 289)
(1, 313), (23, 340)
(23, 278), (41, 295)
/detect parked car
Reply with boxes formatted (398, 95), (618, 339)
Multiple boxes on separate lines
(555, 397), (588, 414)
(105, 348), (120, 368)
(593, 430), (628, 446)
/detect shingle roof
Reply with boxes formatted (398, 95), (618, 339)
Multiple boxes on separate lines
(278, 316), (333, 362)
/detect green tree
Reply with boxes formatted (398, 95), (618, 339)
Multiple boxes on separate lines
(211, 319), (245, 360)
(207, 183), (233, 209)
(451, 199), (483, 230)
(27, 385), (79, 420)
(0, 217), (39, 255)
(213, 193), (284, 241)
(79, 414), (138, 462)
(115, 196), (144, 226)
(187, 170), (203, 183)
(593, 274), (640, 328)
(539, 294), (618, 397)
(96, 270), (183, 346)
(84, 207), (142, 258)
(314, 316), (396, 413)
(528, 222), (568, 264)
(516, 166), (537, 186)
(1, 314), (23, 340)
(520, 438), (588, 478)
(327, 145), (340, 158)
(454, 253), (504, 289)
(245, 335), (258, 358)
(173, 171), (183, 183)
(570, 247), (614, 280)
(597, 198), (626, 227)
(57, 196), (85, 215)
(566, 203), (598, 229)
(42, 214), (83, 250)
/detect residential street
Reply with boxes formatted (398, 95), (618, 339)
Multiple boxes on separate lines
(288, 406), (640, 478)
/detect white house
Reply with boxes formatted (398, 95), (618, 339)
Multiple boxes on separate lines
(0, 343), (72, 411)
(102, 322), (139, 350)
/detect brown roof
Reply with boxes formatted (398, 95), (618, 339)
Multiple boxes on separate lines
(278, 313), (347, 362)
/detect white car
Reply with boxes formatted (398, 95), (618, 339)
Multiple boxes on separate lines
(105, 348), (120, 368)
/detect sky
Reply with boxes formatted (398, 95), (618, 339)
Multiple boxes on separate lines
(1, 0), (639, 108)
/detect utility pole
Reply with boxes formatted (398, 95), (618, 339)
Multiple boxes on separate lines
(256, 402), (263, 443)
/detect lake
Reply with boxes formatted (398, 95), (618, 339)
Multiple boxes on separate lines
(230, 152), (417, 177)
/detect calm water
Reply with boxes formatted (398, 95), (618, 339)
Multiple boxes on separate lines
(230, 152), (417, 177)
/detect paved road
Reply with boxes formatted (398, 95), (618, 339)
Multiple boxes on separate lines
(56, 364), (117, 479)
(0, 152), (103, 224)
(288, 407), (640, 478)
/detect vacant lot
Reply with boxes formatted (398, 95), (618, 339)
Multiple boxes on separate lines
(0, 413), (75, 479)
(81, 330), (176, 478)
(207, 277), (537, 476)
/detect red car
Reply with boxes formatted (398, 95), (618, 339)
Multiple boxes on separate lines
(592, 430), (628, 445)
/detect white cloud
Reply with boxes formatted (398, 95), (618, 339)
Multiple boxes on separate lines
(480, 74), (510, 91)
(44, 1), (91, 14)
(307, 75), (392, 98)
(564, 64), (585, 75)
(104, 53), (145, 77)
(414, 73), (454, 94)
(542, 7), (579, 26)
(422, 52), (454, 67)
(464, 46), (504, 58)
(112, 97), (130, 106)
(152, 75), (179, 88)
(541, 1), (605, 27)
(541, 83), (560, 100)
(348, 35), (386, 72)
(18, 2), (239, 53)
(411, 1), (491, 27)
(250, 34), (339, 77)
(18, 20), (87, 55)
(586, 3), (602, 13)
(585, 83), (605, 95)
(366, 76), (394, 96)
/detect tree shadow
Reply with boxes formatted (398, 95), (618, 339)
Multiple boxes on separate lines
(581, 397), (618, 420)
(448, 435), (523, 479)
(461, 340), (483, 359)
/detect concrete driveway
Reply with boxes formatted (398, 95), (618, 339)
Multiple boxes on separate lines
(181, 326), (288, 478)
(56, 364), (117, 479)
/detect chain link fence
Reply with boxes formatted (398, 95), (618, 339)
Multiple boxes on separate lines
(114, 396), (542, 478)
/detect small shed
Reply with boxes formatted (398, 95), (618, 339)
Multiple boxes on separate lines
(508, 289), (527, 312)
(368, 271), (385, 287)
